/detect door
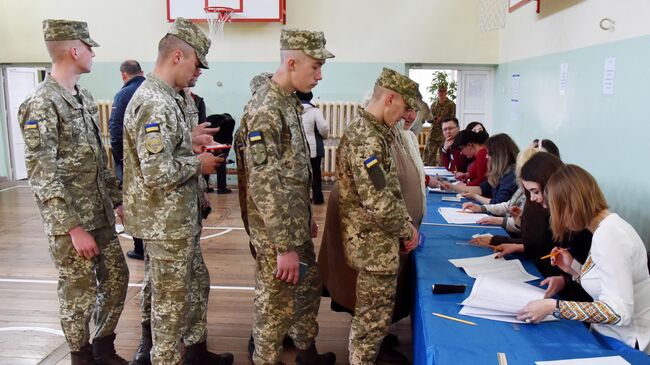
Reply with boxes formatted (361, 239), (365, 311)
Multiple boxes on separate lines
(456, 69), (494, 131)
(4, 67), (41, 180)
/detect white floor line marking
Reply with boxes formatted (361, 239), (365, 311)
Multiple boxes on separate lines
(0, 278), (254, 291)
(200, 229), (232, 240)
(0, 326), (64, 336)
(0, 185), (30, 193)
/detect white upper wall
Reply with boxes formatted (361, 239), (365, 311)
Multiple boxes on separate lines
(0, 0), (499, 64)
(499, 0), (650, 63)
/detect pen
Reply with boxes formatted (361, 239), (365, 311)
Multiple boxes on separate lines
(540, 251), (559, 260)
(432, 312), (477, 326)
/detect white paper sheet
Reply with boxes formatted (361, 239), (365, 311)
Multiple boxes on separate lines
(461, 276), (547, 314)
(535, 356), (630, 365)
(449, 254), (539, 282)
(460, 305), (557, 323)
(424, 167), (455, 176)
(438, 207), (490, 224)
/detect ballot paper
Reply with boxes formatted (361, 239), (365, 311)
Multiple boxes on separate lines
(449, 254), (539, 282)
(535, 356), (630, 365)
(424, 167), (455, 176)
(459, 276), (556, 323)
(438, 207), (490, 224)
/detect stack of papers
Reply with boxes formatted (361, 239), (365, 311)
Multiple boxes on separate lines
(438, 207), (489, 224)
(459, 276), (556, 323)
(449, 254), (539, 282)
(424, 167), (455, 176)
(535, 356), (630, 365)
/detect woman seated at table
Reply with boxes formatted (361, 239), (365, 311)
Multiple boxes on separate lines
(466, 121), (487, 134)
(440, 133), (519, 205)
(471, 152), (592, 300)
(430, 129), (489, 187)
(518, 164), (650, 355)
(461, 146), (539, 236)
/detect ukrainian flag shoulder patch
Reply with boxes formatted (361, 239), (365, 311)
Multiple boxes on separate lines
(248, 131), (262, 142)
(25, 120), (38, 129)
(145, 122), (160, 133)
(364, 156), (378, 168)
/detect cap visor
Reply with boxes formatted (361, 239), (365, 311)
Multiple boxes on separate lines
(83, 38), (100, 47)
(197, 52), (209, 69)
(304, 48), (335, 60)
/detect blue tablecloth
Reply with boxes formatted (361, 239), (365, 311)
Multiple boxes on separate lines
(413, 193), (650, 365)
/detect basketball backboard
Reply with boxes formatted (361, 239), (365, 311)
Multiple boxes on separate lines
(167, 0), (286, 23)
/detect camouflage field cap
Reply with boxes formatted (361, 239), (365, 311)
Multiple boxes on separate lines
(42, 19), (99, 47)
(280, 29), (335, 60)
(167, 17), (211, 69)
(375, 68), (419, 110)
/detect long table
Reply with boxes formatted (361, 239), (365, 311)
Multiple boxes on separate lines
(413, 194), (650, 365)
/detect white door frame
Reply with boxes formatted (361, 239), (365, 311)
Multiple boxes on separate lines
(407, 64), (496, 130)
(1, 64), (50, 180)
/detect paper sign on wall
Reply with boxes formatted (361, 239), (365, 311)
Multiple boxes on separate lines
(559, 63), (568, 95)
(511, 73), (520, 121)
(602, 58), (616, 96)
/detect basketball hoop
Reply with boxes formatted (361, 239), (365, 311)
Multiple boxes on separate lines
(204, 6), (234, 41)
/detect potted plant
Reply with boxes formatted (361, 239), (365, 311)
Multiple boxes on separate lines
(427, 71), (457, 102)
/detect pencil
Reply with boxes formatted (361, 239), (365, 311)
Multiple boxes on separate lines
(540, 251), (559, 260)
(432, 312), (477, 326)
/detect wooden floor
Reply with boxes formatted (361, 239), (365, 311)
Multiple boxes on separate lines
(0, 180), (412, 365)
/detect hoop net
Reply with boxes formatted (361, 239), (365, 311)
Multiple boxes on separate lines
(204, 6), (234, 41)
(479, 0), (507, 32)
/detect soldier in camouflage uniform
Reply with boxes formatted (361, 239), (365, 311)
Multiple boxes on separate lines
(237, 29), (336, 365)
(336, 68), (421, 365)
(18, 19), (129, 365)
(423, 84), (456, 166)
(122, 18), (231, 365)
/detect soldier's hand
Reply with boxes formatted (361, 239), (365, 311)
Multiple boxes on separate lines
(276, 250), (299, 284)
(402, 222), (420, 253)
(192, 134), (214, 154)
(192, 122), (219, 137)
(69, 226), (100, 259)
(114, 204), (124, 224)
(198, 152), (222, 175)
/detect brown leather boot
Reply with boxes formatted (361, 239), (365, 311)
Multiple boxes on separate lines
(295, 343), (336, 365)
(183, 341), (233, 365)
(93, 333), (128, 365)
(130, 321), (152, 365)
(71, 343), (93, 365)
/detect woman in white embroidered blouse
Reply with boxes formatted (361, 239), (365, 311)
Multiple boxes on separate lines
(518, 164), (650, 354)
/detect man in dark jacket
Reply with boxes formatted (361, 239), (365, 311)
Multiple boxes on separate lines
(109, 59), (145, 260)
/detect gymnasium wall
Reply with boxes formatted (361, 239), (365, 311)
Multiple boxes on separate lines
(0, 0), (497, 177)
(492, 0), (650, 246)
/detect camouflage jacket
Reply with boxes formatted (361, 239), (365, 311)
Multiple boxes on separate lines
(428, 97), (456, 141)
(18, 75), (121, 236)
(237, 79), (312, 254)
(336, 108), (412, 274)
(123, 74), (201, 240)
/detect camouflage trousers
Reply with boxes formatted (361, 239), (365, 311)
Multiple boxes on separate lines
(252, 240), (320, 365)
(144, 233), (210, 365)
(348, 270), (397, 365)
(423, 135), (443, 166)
(48, 225), (129, 351)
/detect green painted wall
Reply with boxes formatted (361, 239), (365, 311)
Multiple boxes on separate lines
(493, 34), (650, 247)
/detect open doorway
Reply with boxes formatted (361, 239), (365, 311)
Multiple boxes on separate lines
(408, 65), (495, 132)
(1, 66), (49, 180)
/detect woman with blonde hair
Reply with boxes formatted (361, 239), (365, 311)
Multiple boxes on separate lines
(518, 165), (650, 354)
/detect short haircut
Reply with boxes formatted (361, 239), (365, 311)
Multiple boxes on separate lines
(485, 133), (519, 186)
(442, 117), (459, 126)
(158, 34), (193, 59)
(45, 40), (80, 62)
(546, 164), (608, 241)
(120, 60), (142, 75)
(453, 129), (489, 149)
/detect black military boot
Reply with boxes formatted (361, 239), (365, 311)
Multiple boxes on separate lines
(71, 343), (94, 365)
(93, 333), (129, 365)
(183, 341), (234, 365)
(130, 321), (152, 365)
(295, 343), (336, 365)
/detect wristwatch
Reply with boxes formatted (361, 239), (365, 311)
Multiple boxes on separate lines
(552, 300), (561, 318)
